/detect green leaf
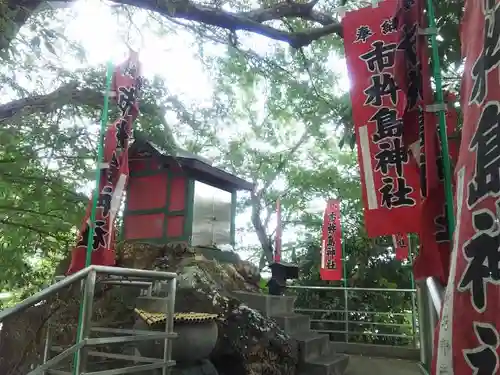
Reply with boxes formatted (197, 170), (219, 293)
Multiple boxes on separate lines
(338, 136), (345, 150)
(30, 36), (41, 49)
(349, 132), (356, 149)
(44, 40), (56, 55)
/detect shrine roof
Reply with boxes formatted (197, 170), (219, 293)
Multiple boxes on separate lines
(130, 132), (254, 192)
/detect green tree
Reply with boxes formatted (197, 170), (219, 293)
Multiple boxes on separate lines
(0, 0), (464, 303)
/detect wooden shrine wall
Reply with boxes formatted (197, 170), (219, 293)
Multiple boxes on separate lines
(123, 156), (193, 243)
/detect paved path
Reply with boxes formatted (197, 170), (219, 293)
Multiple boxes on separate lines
(345, 355), (422, 375)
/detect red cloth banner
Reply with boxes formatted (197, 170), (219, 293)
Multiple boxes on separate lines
(392, 233), (409, 261)
(342, 0), (421, 238)
(444, 91), (460, 170)
(433, 1), (500, 374)
(391, 0), (453, 284)
(67, 51), (142, 275)
(320, 200), (342, 281)
(274, 198), (282, 263)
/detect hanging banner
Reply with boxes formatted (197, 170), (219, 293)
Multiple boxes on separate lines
(67, 51), (142, 275)
(413, 187), (451, 284)
(392, 0), (453, 285)
(444, 91), (460, 171)
(415, 91), (458, 285)
(342, 0), (421, 238)
(320, 199), (342, 281)
(434, 1), (500, 374)
(274, 198), (282, 263)
(392, 233), (409, 261)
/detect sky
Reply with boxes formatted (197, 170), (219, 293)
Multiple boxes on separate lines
(17, 0), (352, 264)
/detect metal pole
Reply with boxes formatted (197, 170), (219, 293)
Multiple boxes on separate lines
(409, 235), (418, 349)
(342, 234), (348, 343)
(416, 279), (433, 372)
(41, 321), (52, 375)
(0, 267), (90, 322)
(411, 290), (418, 349)
(163, 278), (177, 375)
(425, 0), (455, 238)
(344, 287), (349, 343)
(73, 270), (97, 374)
(427, 285), (439, 350)
(84, 62), (113, 267)
(289, 285), (416, 292)
(72, 63), (112, 375)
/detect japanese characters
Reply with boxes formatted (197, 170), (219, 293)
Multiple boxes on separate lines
(320, 200), (343, 281)
(392, 233), (409, 261)
(434, 0), (500, 374)
(67, 52), (142, 275)
(343, 0), (420, 238)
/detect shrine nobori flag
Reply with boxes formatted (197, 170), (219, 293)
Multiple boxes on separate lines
(342, 0), (420, 238)
(320, 200), (343, 281)
(433, 1), (500, 374)
(67, 52), (142, 275)
(392, 233), (409, 261)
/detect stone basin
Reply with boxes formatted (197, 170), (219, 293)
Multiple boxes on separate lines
(134, 318), (219, 363)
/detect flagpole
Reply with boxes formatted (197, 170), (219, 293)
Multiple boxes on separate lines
(84, 62), (113, 266)
(342, 225), (348, 343)
(72, 61), (113, 375)
(424, 0), (456, 239)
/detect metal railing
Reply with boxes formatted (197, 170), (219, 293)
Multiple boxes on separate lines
(0, 265), (177, 375)
(287, 285), (418, 348)
(417, 277), (445, 373)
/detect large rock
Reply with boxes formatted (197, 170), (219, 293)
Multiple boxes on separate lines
(122, 242), (298, 375)
(0, 242), (298, 375)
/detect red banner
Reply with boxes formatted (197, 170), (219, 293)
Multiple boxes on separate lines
(433, 1), (500, 374)
(67, 51), (142, 275)
(274, 198), (282, 263)
(320, 200), (342, 281)
(342, 0), (421, 238)
(390, 0), (453, 284)
(392, 233), (409, 261)
(444, 91), (460, 171)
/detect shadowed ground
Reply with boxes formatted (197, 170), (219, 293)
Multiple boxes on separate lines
(345, 355), (422, 375)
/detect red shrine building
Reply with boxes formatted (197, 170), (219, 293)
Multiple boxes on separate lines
(123, 133), (254, 247)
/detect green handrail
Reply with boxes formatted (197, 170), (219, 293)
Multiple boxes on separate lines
(72, 61), (113, 375)
(425, 0), (456, 239)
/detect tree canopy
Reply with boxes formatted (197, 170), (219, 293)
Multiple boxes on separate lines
(0, 0), (463, 322)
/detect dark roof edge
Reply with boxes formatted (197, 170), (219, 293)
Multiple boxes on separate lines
(130, 132), (254, 192)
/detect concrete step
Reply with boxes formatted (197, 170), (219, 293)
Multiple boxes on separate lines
(232, 291), (295, 317)
(272, 314), (310, 336)
(300, 351), (350, 375)
(291, 331), (330, 362)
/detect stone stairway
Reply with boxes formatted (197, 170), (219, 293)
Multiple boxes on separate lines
(233, 291), (349, 375)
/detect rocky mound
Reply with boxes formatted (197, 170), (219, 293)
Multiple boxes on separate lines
(0, 242), (298, 375)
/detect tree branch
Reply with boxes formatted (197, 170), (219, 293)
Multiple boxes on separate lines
(251, 131), (310, 263)
(117, 0), (343, 48)
(0, 219), (66, 239)
(3, 0), (342, 55)
(0, 205), (67, 221)
(258, 130), (309, 196)
(0, 82), (102, 124)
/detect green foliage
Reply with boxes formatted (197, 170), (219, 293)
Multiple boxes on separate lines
(0, 0), (461, 339)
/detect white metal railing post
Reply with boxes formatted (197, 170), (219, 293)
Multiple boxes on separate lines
(290, 285), (419, 346)
(411, 290), (418, 348)
(73, 269), (97, 374)
(41, 319), (52, 375)
(416, 279), (434, 371)
(163, 278), (177, 375)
